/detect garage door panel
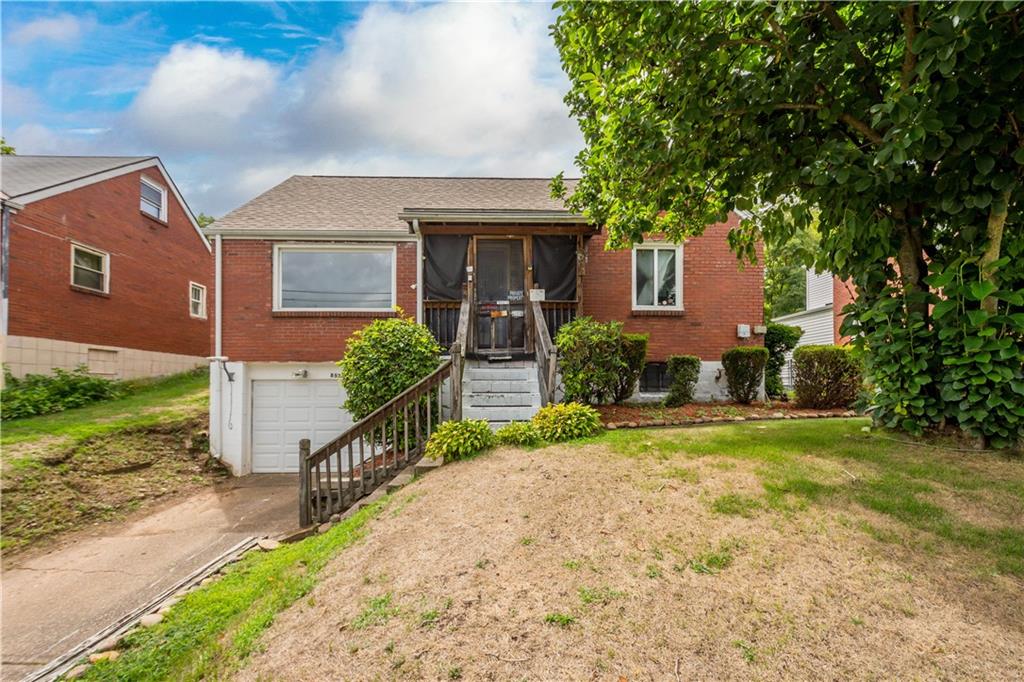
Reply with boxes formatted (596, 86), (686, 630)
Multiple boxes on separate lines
(251, 380), (351, 473)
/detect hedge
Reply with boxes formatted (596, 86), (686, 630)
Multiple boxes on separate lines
(664, 355), (701, 407)
(614, 333), (649, 402)
(764, 323), (803, 399)
(792, 345), (861, 409)
(721, 346), (768, 404)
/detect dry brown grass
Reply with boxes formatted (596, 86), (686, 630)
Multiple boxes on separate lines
(237, 435), (1024, 681)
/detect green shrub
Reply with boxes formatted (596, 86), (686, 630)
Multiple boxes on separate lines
(764, 323), (803, 399)
(424, 420), (495, 462)
(1, 366), (124, 420)
(495, 421), (541, 447)
(554, 317), (624, 404)
(338, 314), (441, 447)
(614, 333), (649, 402)
(664, 355), (701, 407)
(792, 345), (861, 409)
(531, 402), (602, 441)
(721, 346), (768, 404)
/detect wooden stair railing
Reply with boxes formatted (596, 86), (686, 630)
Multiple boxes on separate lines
(529, 298), (558, 406)
(298, 294), (472, 527)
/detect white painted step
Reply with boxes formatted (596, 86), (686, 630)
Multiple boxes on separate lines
(464, 406), (540, 423)
(464, 368), (535, 381)
(467, 392), (541, 407)
(464, 379), (540, 394)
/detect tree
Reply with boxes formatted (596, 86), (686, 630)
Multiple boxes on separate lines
(196, 213), (215, 228)
(764, 226), (818, 319)
(1, 137), (14, 155)
(553, 1), (1023, 447)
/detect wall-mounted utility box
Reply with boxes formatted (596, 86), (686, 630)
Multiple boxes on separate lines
(737, 324), (751, 338)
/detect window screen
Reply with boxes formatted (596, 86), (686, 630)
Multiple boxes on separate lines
(278, 248), (393, 309)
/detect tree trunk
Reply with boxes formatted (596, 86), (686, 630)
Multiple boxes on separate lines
(896, 219), (929, 319)
(980, 191), (1010, 314)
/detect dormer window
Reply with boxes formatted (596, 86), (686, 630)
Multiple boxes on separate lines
(140, 176), (167, 221)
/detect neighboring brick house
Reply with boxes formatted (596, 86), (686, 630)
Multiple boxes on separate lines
(0, 156), (212, 381)
(773, 268), (857, 387)
(206, 176), (764, 475)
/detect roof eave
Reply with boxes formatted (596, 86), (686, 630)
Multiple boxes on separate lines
(202, 227), (417, 241)
(397, 209), (591, 225)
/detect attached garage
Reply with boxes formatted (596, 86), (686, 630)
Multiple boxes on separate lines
(251, 380), (352, 473)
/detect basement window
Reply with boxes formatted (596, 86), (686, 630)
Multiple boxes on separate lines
(639, 362), (673, 393)
(140, 176), (167, 221)
(71, 243), (109, 293)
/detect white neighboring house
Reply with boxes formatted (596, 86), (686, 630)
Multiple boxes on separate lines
(772, 269), (847, 388)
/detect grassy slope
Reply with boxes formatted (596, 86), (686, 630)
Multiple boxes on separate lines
(2, 369), (209, 447)
(595, 419), (1024, 575)
(80, 498), (391, 682)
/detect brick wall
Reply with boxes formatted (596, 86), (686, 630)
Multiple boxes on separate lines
(7, 168), (212, 357)
(833, 277), (857, 344)
(581, 216), (765, 361)
(221, 240), (418, 361)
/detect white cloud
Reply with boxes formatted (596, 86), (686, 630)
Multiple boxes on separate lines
(9, 13), (90, 45)
(128, 43), (278, 151)
(295, 3), (578, 158)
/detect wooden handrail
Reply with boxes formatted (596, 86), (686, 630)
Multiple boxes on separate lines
(530, 298), (558, 406)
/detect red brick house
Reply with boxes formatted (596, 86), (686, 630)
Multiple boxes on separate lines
(0, 156), (212, 381)
(206, 176), (764, 475)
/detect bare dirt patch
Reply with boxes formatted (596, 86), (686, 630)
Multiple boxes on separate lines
(237, 440), (1024, 681)
(596, 401), (849, 427)
(1, 416), (228, 559)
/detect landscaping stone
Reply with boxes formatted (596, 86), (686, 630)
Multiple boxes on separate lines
(318, 521), (333, 534)
(329, 513), (341, 523)
(89, 650), (120, 663)
(139, 613), (163, 627)
(257, 538), (281, 551)
(65, 664), (90, 679)
(158, 597), (180, 613)
(772, 412), (785, 418)
(95, 634), (123, 652)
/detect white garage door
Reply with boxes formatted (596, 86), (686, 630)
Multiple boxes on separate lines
(251, 380), (352, 473)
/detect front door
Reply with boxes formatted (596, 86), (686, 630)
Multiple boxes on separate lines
(475, 238), (526, 355)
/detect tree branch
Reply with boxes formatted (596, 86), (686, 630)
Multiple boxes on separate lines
(900, 4), (919, 91)
(821, 1), (884, 100)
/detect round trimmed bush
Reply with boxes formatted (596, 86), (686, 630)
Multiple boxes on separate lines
(338, 314), (441, 420)
(425, 419), (495, 462)
(531, 402), (602, 442)
(664, 355), (701, 407)
(614, 333), (649, 402)
(555, 316), (625, 404)
(792, 345), (861, 408)
(721, 346), (768, 404)
(495, 421), (542, 447)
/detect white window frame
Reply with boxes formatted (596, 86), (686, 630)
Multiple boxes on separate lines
(140, 175), (168, 221)
(70, 242), (110, 294)
(189, 281), (207, 319)
(272, 243), (398, 313)
(631, 242), (683, 311)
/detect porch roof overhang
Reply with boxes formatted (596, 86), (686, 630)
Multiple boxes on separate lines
(400, 208), (596, 233)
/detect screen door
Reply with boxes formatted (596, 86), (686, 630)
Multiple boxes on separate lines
(475, 239), (526, 353)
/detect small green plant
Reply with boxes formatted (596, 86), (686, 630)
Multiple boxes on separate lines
(494, 421), (541, 447)
(2, 366), (125, 420)
(543, 612), (576, 627)
(721, 346), (769, 404)
(475, 558), (491, 569)
(734, 639), (757, 664)
(578, 586), (624, 606)
(792, 345), (862, 409)
(531, 402), (602, 441)
(352, 593), (399, 629)
(563, 559), (581, 570)
(448, 666), (463, 680)
(419, 609), (439, 628)
(645, 564), (662, 578)
(520, 536), (535, 546)
(664, 355), (701, 407)
(688, 548), (734, 574)
(764, 323), (804, 399)
(424, 419), (495, 462)
(711, 493), (762, 518)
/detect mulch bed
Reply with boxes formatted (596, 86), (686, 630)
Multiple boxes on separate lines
(596, 401), (857, 429)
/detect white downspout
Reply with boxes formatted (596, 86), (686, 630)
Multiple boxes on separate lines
(214, 235), (224, 458)
(413, 218), (423, 324)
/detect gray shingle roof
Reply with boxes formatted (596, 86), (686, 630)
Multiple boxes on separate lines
(0, 155), (155, 199)
(212, 176), (582, 233)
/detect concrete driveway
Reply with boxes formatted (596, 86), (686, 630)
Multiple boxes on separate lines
(1, 474), (298, 681)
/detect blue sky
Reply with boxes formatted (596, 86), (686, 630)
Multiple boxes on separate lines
(2, 2), (581, 215)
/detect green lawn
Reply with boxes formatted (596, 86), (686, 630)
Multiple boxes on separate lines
(594, 419), (1024, 576)
(2, 369), (209, 447)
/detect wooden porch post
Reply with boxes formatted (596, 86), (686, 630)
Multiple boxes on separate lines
(298, 438), (311, 527)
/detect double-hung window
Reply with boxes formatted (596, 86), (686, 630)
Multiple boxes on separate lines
(71, 243), (109, 293)
(274, 245), (395, 311)
(140, 176), (167, 220)
(190, 282), (207, 318)
(632, 243), (683, 310)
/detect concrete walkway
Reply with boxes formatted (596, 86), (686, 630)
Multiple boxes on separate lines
(1, 475), (298, 681)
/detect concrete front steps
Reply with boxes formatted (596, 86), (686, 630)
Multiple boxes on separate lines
(462, 361), (542, 428)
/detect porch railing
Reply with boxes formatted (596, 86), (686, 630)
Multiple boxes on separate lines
(539, 300), (577, 341)
(299, 296), (470, 526)
(424, 299), (462, 348)
(529, 298), (558, 406)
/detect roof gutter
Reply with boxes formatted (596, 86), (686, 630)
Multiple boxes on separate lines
(201, 228), (416, 241)
(397, 209), (590, 225)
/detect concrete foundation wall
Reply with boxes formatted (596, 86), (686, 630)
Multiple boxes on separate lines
(3, 335), (205, 380)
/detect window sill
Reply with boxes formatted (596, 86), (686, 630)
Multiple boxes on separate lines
(631, 308), (685, 317)
(140, 211), (169, 227)
(70, 284), (110, 298)
(271, 310), (397, 318)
